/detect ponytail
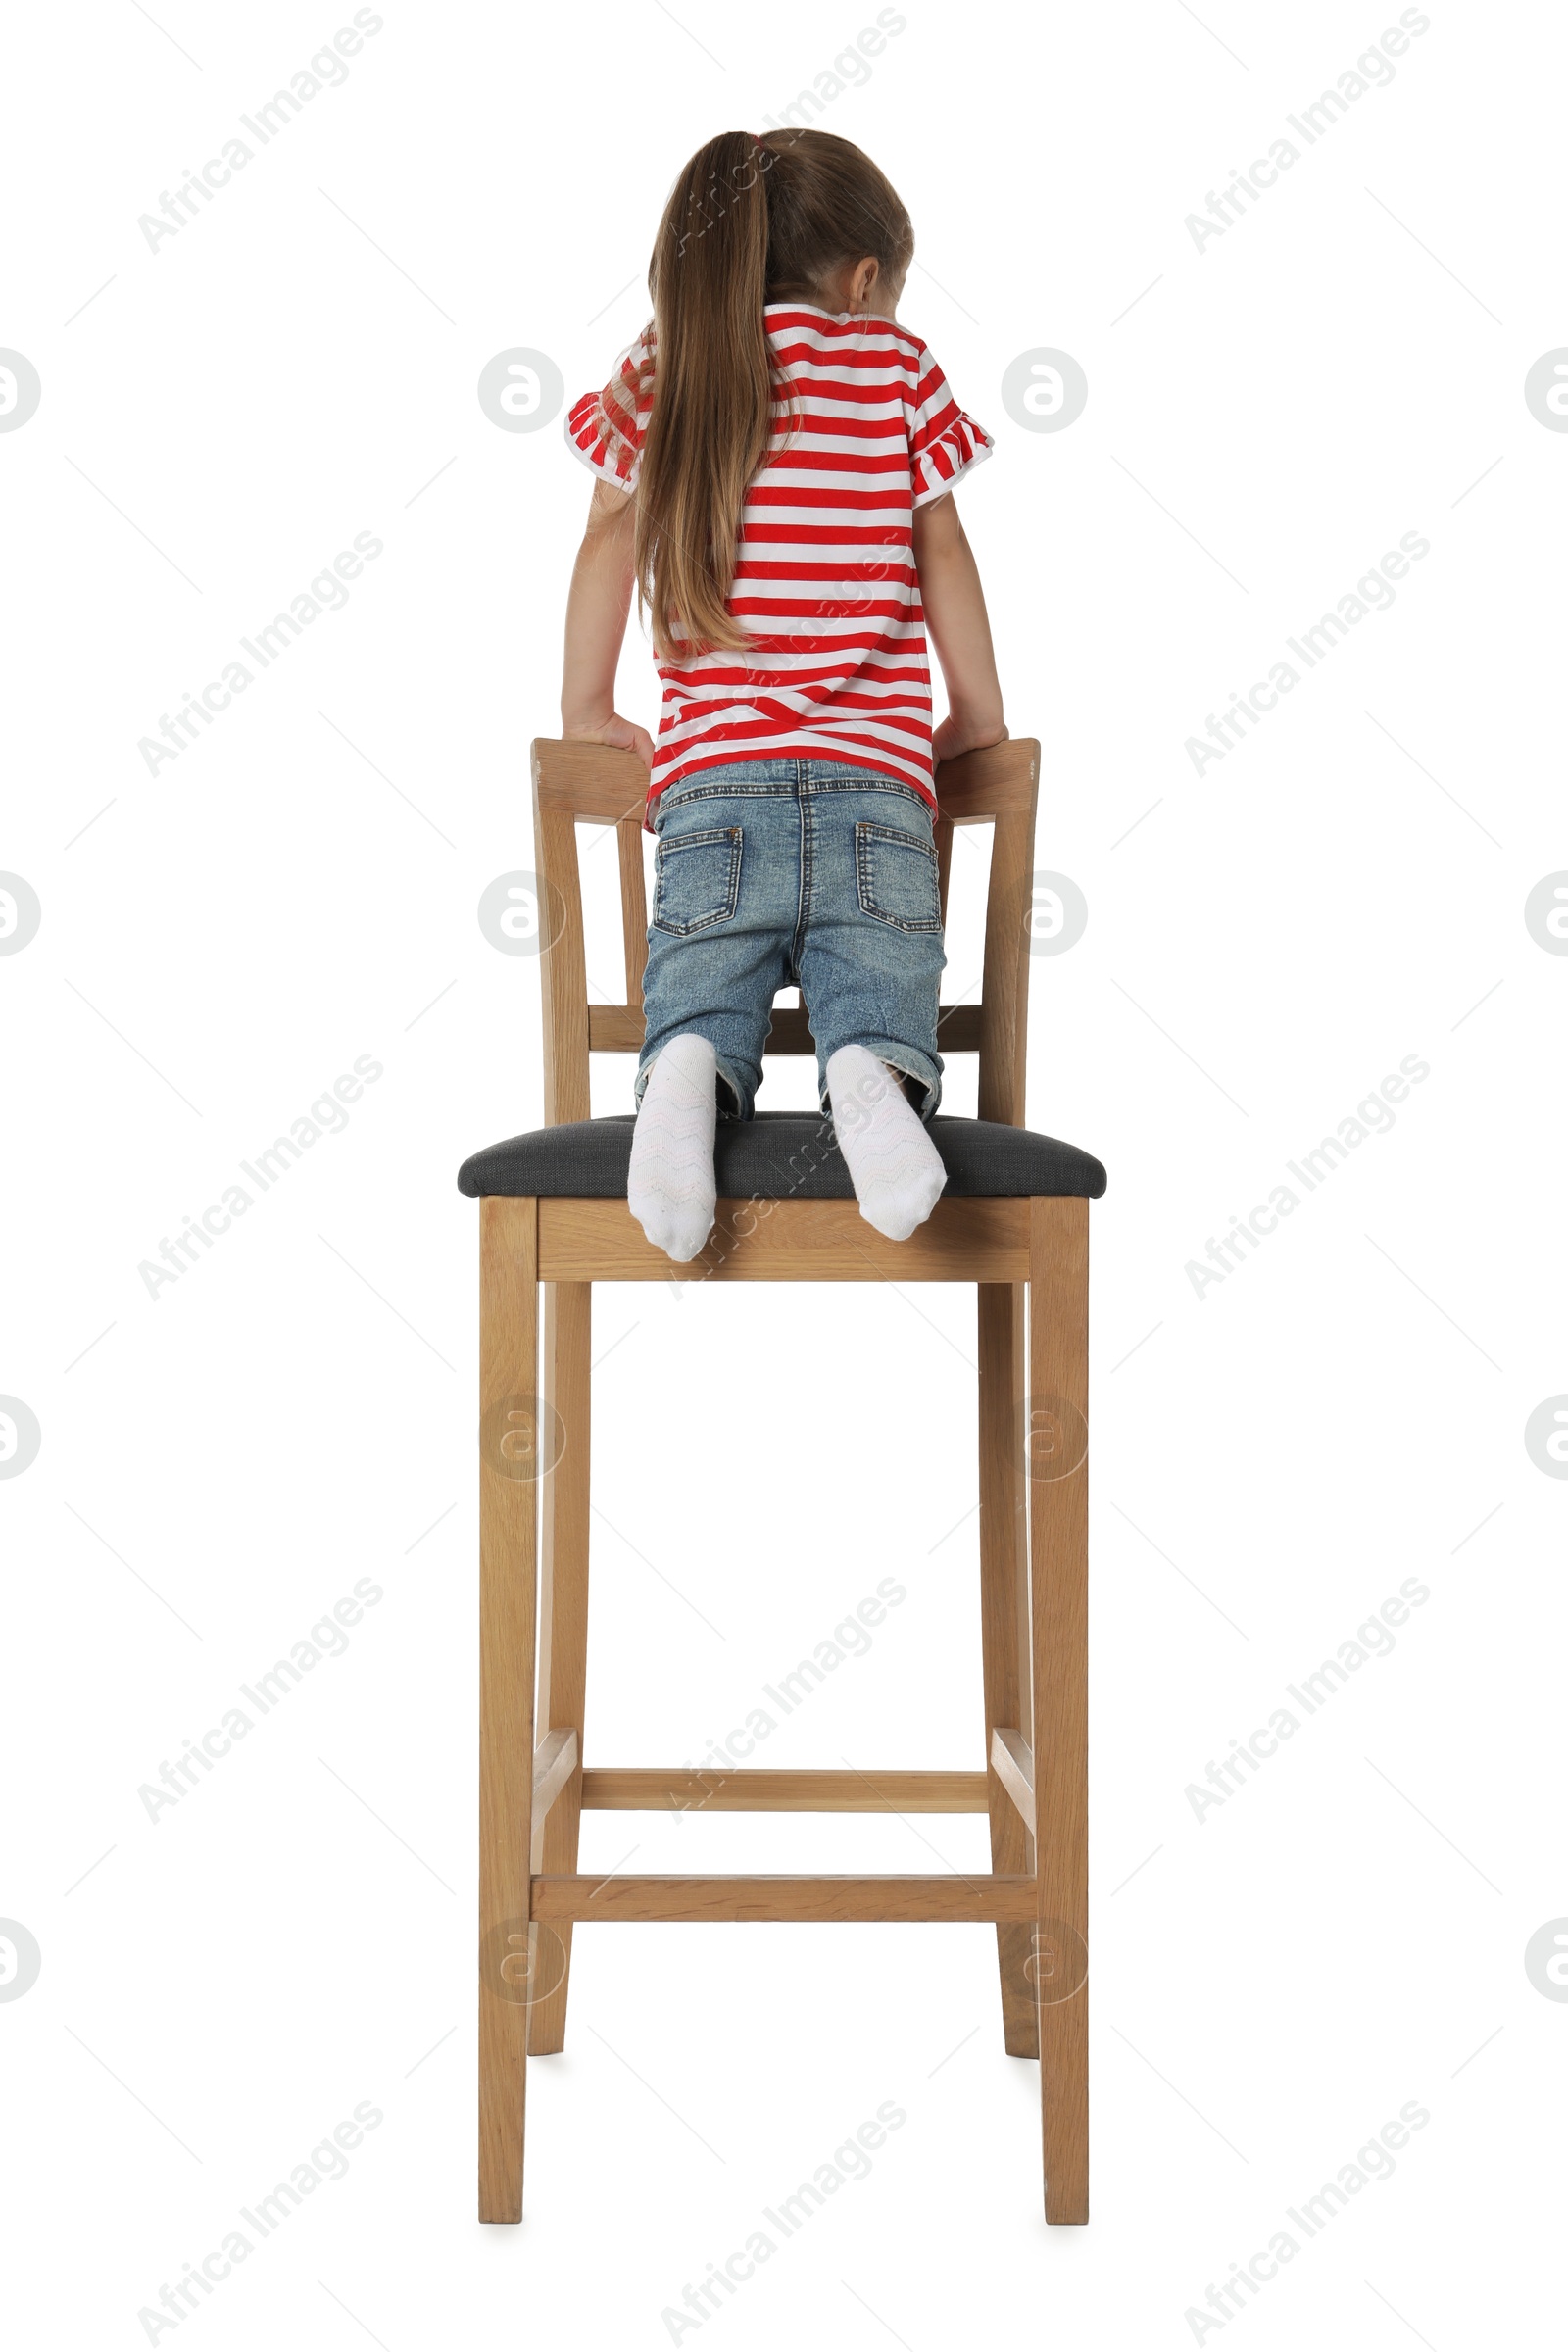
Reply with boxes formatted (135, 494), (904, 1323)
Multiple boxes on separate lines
(637, 131), (771, 662)
(635, 127), (914, 662)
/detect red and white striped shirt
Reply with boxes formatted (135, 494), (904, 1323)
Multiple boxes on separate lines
(564, 305), (992, 814)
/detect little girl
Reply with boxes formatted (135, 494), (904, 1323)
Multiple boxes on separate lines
(560, 126), (1006, 1261)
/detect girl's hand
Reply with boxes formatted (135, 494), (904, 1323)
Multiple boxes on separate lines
(563, 710), (656, 769)
(932, 712), (1009, 765)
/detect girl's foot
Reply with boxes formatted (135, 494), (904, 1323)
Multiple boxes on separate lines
(627, 1032), (718, 1261)
(826, 1044), (946, 1241)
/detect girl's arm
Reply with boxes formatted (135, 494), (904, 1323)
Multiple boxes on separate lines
(561, 477), (655, 766)
(911, 491), (1008, 765)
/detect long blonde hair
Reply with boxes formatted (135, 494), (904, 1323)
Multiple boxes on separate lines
(633, 127), (914, 661)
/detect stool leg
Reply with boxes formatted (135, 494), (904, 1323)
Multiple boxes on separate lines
(478, 1197), (541, 2223)
(978, 1281), (1037, 2057)
(528, 1279), (592, 2055)
(1028, 1198), (1089, 2225)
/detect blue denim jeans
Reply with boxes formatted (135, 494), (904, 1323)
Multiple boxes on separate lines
(637, 758), (946, 1120)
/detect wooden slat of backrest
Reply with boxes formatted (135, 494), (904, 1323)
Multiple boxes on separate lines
(934, 737), (1038, 823)
(531, 742), (640, 1123)
(935, 814), (955, 928)
(531, 736), (1037, 828)
(584, 1003), (984, 1054)
(977, 806), (1034, 1126)
(532, 738), (649, 825)
(616, 820), (648, 1009)
(937, 741), (1039, 1127)
(531, 783), (592, 1127)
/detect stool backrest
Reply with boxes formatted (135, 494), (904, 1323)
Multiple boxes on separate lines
(530, 737), (1040, 1129)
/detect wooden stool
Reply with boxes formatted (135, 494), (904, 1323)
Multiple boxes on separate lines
(460, 737), (1103, 2224)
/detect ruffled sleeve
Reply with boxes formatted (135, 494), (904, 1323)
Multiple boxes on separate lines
(907, 343), (994, 509)
(564, 324), (656, 492)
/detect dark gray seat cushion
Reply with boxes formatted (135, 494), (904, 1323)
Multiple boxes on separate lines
(458, 1113), (1105, 1200)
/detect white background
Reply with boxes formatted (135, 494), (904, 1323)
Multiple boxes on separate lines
(3, 2), (1564, 2345)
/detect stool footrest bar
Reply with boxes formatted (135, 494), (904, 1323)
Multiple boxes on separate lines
(531, 1873), (1040, 1923)
(580, 1767), (990, 1814)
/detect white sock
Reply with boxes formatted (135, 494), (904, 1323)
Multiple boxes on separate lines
(826, 1043), (946, 1242)
(628, 1033), (718, 1261)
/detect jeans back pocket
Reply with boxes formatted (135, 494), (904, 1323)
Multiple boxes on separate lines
(652, 826), (743, 935)
(855, 821), (942, 932)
